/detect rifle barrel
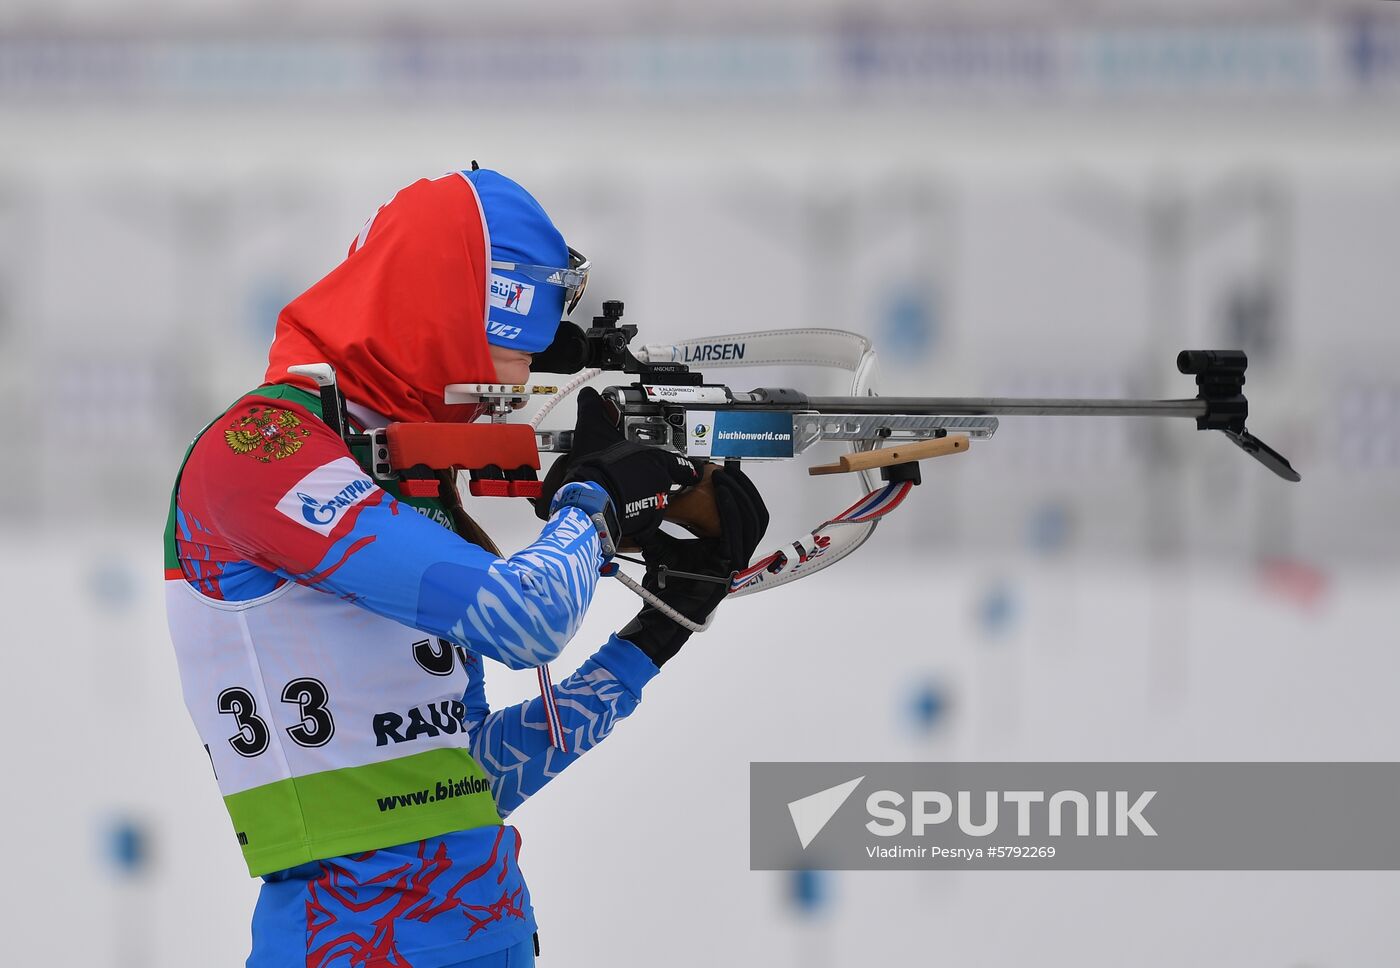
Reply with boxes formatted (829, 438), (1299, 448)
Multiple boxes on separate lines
(786, 396), (1209, 419)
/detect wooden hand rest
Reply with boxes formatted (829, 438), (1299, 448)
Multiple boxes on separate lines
(806, 434), (970, 476)
(621, 436), (971, 552)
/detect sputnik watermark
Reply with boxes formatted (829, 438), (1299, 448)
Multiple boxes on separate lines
(864, 788), (1156, 837)
(787, 776), (864, 849)
(752, 763), (1400, 870)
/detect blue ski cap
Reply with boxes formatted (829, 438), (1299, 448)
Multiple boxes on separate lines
(464, 168), (569, 354)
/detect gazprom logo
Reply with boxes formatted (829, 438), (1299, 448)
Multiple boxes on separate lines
(276, 457), (377, 536)
(296, 481), (373, 527)
(489, 274), (535, 316)
(297, 492), (335, 525)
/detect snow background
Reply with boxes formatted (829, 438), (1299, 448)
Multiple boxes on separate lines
(2, 6), (1399, 965)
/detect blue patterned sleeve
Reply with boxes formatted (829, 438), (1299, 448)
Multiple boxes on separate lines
(191, 396), (609, 671)
(278, 483), (608, 671)
(465, 633), (660, 818)
(193, 397), (613, 669)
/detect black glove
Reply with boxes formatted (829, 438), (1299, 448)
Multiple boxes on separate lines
(534, 387), (700, 540)
(565, 442), (701, 539)
(533, 387), (624, 517)
(619, 465), (769, 668)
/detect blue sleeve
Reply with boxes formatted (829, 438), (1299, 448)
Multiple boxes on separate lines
(294, 492), (607, 670)
(465, 633), (660, 818)
(191, 399), (609, 671)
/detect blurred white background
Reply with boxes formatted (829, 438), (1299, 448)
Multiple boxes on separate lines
(2, 2), (1399, 965)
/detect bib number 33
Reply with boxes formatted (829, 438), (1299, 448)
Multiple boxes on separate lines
(217, 678), (334, 758)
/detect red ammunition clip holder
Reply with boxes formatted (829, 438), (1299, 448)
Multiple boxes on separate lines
(367, 423), (542, 500)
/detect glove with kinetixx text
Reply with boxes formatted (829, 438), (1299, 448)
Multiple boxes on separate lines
(563, 442), (701, 541)
(536, 386), (700, 541)
(619, 464), (769, 668)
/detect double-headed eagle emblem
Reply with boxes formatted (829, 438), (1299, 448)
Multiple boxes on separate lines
(224, 406), (312, 463)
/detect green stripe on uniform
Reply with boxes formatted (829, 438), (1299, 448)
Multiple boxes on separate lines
(225, 746), (502, 877)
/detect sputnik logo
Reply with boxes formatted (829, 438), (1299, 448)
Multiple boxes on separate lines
(787, 776), (864, 849)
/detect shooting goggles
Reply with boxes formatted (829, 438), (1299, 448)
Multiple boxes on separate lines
(490, 246), (590, 316)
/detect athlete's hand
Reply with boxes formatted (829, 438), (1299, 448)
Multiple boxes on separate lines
(564, 442), (701, 540)
(535, 387), (701, 540)
(618, 465), (769, 668)
(531, 386), (626, 520)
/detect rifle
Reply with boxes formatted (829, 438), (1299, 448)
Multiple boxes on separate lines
(437, 300), (1299, 599)
(292, 299), (1298, 606)
(286, 299), (1298, 751)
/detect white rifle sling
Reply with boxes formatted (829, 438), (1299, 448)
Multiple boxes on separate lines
(639, 329), (894, 601)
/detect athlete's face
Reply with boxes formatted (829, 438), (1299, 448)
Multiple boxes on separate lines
(487, 344), (532, 386)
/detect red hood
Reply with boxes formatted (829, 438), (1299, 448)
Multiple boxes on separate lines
(265, 173), (494, 423)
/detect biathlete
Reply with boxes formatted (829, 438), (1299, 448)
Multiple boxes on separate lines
(164, 168), (768, 967)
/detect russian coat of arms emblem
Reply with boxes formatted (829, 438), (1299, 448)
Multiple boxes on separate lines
(224, 406), (312, 463)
